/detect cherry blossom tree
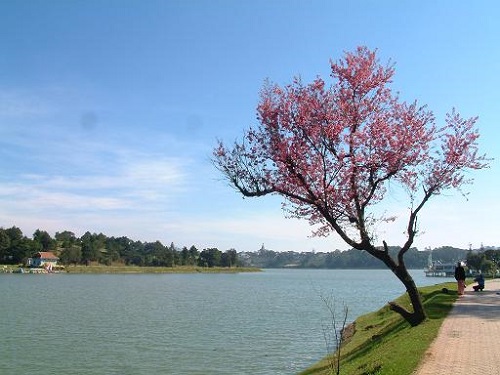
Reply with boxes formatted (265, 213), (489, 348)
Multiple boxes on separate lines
(213, 46), (489, 326)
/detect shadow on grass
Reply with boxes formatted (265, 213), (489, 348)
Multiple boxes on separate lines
(422, 291), (457, 319)
(301, 309), (409, 375)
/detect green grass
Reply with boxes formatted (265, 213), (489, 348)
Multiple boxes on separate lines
(63, 264), (260, 274)
(1, 263), (260, 274)
(300, 281), (457, 375)
(0, 264), (16, 273)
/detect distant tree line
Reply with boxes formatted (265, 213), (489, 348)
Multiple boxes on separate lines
(1, 225), (498, 270)
(238, 246), (500, 270)
(0, 226), (239, 268)
(466, 249), (500, 275)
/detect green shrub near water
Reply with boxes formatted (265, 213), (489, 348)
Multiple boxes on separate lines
(301, 282), (457, 375)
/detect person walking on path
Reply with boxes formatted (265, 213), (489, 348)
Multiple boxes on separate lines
(454, 261), (466, 295)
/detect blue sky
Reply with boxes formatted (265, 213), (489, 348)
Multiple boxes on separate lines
(0, 1), (498, 252)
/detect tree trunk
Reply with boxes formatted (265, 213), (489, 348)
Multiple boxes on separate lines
(388, 266), (427, 326)
(365, 245), (427, 326)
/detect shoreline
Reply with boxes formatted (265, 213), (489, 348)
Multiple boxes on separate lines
(0, 264), (261, 274)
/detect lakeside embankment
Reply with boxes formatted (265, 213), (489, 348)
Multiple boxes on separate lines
(0, 264), (260, 274)
(301, 280), (459, 375)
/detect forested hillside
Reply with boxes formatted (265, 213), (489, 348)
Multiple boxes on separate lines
(0, 226), (239, 268)
(239, 246), (471, 269)
(1, 226), (497, 270)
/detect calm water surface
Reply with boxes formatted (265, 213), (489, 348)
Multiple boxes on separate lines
(0, 269), (450, 374)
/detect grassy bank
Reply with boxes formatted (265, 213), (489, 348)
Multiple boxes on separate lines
(64, 264), (260, 274)
(1, 264), (260, 274)
(300, 281), (458, 375)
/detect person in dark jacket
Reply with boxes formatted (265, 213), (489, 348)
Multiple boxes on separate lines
(454, 262), (466, 295)
(473, 273), (485, 291)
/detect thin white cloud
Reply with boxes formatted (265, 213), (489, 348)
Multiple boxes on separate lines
(0, 84), (195, 212)
(0, 88), (57, 118)
(18, 156), (188, 192)
(1, 156), (190, 209)
(157, 211), (347, 252)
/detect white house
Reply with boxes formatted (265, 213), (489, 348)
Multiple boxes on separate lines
(27, 251), (59, 269)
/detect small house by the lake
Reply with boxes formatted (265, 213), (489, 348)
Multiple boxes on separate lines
(27, 251), (60, 270)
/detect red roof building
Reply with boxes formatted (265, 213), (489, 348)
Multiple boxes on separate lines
(27, 251), (60, 268)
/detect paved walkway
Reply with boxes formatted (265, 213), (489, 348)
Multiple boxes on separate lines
(414, 279), (500, 375)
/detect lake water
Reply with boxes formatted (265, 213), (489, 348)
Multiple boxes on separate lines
(0, 269), (451, 374)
